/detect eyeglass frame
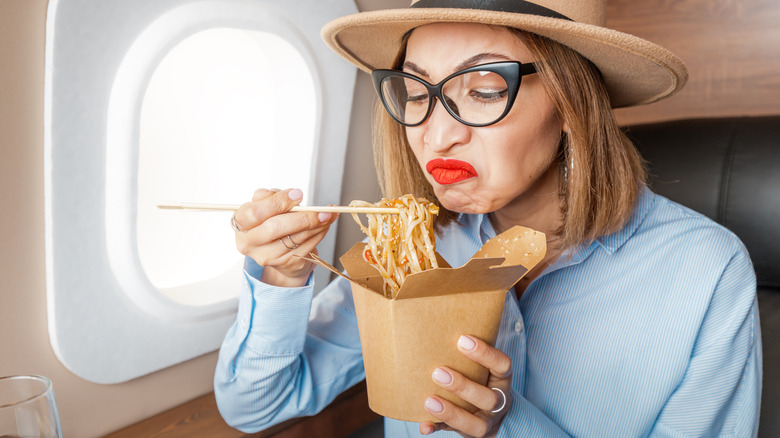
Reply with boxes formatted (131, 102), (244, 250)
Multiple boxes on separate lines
(371, 61), (538, 128)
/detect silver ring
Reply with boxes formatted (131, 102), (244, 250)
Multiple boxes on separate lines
(280, 235), (299, 250)
(230, 214), (242, 233)
(490, 387), (507, 413)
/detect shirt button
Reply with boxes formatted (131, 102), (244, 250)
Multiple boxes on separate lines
(240, 319), (249, 330)
(514, 320), (524, 334)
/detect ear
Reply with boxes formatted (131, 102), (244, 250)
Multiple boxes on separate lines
(561, 119), (570, 135)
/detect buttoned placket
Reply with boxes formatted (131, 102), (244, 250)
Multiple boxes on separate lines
(496, 287), (527, 397)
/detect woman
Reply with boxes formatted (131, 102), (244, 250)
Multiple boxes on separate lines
(215, 1), (761, 436)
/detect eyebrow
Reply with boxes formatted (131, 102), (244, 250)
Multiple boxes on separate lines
(402, 61), (428, 77)
(402, 52), (513, 79)
(455, 53), (513, 71)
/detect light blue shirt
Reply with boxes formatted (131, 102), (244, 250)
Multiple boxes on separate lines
(214, 187), (762, 437)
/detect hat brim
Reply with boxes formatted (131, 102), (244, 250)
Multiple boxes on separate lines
(322, 8), (688, 108)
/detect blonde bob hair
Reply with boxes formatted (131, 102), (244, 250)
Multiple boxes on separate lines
(372, 29), (647, 250)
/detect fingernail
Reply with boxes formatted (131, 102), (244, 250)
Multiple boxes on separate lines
(288, 189), (303, 201)
(432, 368), (452, 385)
(318, 212), (332, 223)
(458, 335), (476, 351)
(424, 397), (444, 413)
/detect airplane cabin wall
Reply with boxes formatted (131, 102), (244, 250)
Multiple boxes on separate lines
(609, 0), (780, 125)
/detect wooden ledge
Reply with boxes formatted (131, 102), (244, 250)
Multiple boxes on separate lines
(106, 380), (380, 437)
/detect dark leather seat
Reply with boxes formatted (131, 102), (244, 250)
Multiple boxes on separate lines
(626, 116), (780, 437)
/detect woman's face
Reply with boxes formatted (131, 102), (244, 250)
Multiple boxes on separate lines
(404, 23), (564, 215)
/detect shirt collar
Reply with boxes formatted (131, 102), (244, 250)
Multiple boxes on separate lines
(467, 185), (654, 270)
(476, 212), (497, 243)
(542, 185), (655, 275)
(594, 185), (655, 255)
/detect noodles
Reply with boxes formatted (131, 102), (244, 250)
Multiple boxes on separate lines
(349, 195), (439, 298)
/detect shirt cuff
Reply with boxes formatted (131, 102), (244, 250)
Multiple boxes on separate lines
(241, 259), (315, 355)
(244, 256), (264, 280)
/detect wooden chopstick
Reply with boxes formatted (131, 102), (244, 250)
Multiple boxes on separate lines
(156, 202), (401, 214)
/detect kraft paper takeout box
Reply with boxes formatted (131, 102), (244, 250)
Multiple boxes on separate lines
(311, 225), (546, 422)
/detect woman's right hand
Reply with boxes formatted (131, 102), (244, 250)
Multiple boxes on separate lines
(232, 188), (338, 288)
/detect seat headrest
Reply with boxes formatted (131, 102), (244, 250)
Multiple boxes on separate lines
(627, 117), (780, 288)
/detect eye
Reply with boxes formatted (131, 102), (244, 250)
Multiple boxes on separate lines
(454, 70), (509, 104)
(470, 87), (508, 103)
(405, 92), (430, 105)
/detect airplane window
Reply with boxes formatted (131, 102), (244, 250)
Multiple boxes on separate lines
(137, 28), (316, 306)
(45, 0), (357, 383)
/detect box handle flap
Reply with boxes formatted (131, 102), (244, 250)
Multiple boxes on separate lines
(473, 225), (546, 269)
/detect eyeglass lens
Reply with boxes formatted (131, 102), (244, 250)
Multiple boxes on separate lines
(380, 69), (510, 126)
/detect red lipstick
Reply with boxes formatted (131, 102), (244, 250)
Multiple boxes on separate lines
(426, 158), (478, 185)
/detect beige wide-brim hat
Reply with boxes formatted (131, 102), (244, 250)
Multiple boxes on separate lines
(322, 0), (688, 108)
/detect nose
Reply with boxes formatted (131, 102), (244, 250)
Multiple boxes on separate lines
(422, 97), (471, 153)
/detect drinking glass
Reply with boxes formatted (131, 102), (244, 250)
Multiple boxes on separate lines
(0, 375), (62, 438)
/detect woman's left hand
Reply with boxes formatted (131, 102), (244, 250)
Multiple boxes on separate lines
(420, 335), (512, 437)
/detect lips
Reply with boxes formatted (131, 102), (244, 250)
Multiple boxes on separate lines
(426, 158), (478, 185)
